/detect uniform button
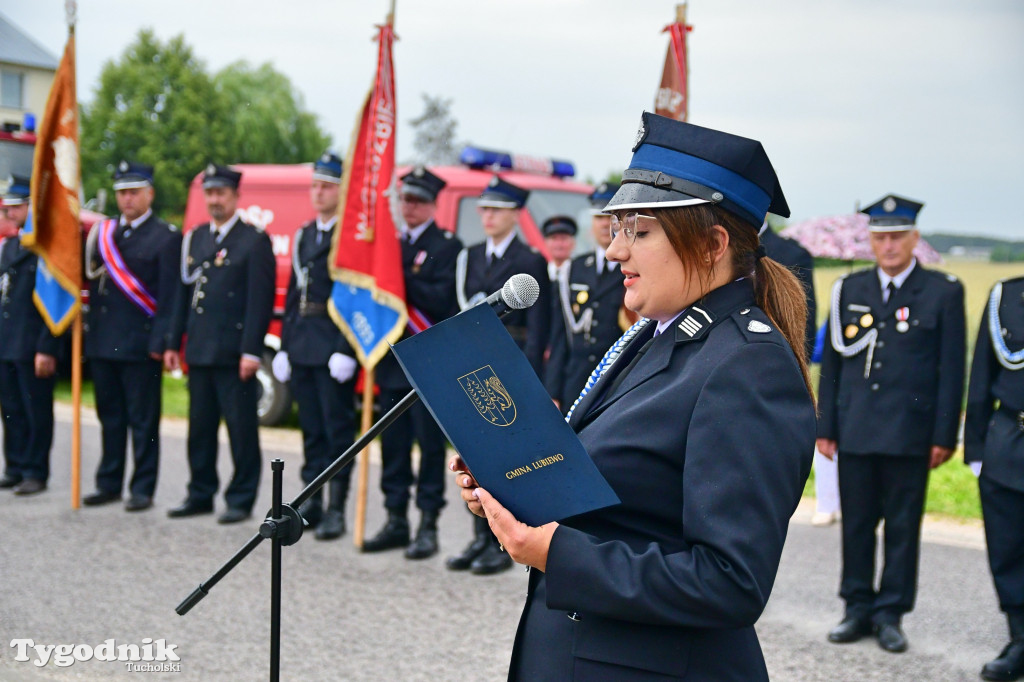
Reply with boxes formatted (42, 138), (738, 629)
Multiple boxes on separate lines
(203, 261), (210, 268)
(2, 312), (8, 319)
(201, 277), (208, 283)
(197, 307), (204, 314)
(874, 362), (882, 369)
(236, 323), (243, 330)
(197, 292), (204, 299)
(593, 302), (600, 308)
(871, 384), (879, 391)
(101, 306), (107, 313)
(876, 341), (885, 348)
(912, 320), (919, 326)
(877, 322), (886, 329)
(588, 355), (596, 362)
(227, 291), (235, 298)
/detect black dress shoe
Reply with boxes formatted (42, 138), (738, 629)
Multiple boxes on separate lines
(124, 495), (153, 512)
(876, 623), (908, 653)
(13, 479), (46, 496)
(827, 617), (873, 644)
(0, 474), (22, 489)
(167, 499), (214, 518)
(446, 534), (489, 571)
(982, 639), (1024, 681)
(361, 514), (410, 552)
(470, 542), (514, 575)
(217, 508), (251, 524)
(315, 509), (346, 540)
(298, 499), (323, 529)
(83, 490), (122, 506)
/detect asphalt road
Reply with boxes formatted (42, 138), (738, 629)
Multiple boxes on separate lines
(0, 404), (1009, 681)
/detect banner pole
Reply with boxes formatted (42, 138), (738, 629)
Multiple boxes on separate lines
(678, 3), (688, 122)
(353, 368), (375, 547)
(70, 313), (82, 509)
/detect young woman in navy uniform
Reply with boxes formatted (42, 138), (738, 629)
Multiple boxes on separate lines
(0, 175), (62, 496)
(164, 164), (276, 524)
(453, 113), (815, 680)
(273, 152), (358, 540)
(363, 166), (463, 559)
(545, 184), (629, 414)
(81, 161), (181, 512)
(818, 195), (965, 653)
(966, 275), (1024, 681)
(447, 175), (552, 576)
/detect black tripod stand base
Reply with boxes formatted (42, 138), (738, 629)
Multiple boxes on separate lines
(259, 504), (304, 546)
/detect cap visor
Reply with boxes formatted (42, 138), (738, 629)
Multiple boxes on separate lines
(202, 178), (237, 190)
(603, 182), (708, 212)
(401, 185), (434, 201)
(113, 179), (152, 190)
(868, 223), (916, 233)
(477, 197), (519, 209)
(1, 196), (27, 206)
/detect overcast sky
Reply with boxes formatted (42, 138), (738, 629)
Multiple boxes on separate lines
(6, 0), (1024, 238)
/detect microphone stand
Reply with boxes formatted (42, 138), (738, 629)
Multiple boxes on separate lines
(175, 389), (419, 682)
(175, 274), (537, 681)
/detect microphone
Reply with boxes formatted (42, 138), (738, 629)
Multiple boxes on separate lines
(483, 273), (540, 318)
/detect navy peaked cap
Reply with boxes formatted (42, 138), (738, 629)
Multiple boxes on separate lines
(313, 151), (343, 184)
(861, 194), (923, 231)
(400, 166), (446, 201)
(542, 215), (578, 237)
(605, 112), (789, 229)
(589, 182), (620, 211)
(2, 174), (31, 205)
(202, 164), (242, 190)
(478, 175), (529, 209)
(113, 160), (154, 190)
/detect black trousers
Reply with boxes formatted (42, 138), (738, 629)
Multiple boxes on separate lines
(0, 360), (55, 482)
(837, 452), (930, 624)
(980, 475), (1024, 614)
(290, 364), (355, 503)
(185, 365), (261, 511)
(378, 386), (448, 514)
(90, 358), (162, 497)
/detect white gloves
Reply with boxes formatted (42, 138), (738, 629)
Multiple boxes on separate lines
(328, 353), (357, 384)
(969, 461), (982, 478)
(272, 351), (291, 383)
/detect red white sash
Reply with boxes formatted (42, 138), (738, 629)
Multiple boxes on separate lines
(406, 306), (433, 334)
(97, 218), (157, 317)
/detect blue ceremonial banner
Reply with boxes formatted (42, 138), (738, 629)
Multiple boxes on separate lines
(392, 304), (620, 526)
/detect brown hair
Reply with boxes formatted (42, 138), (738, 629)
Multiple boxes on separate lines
(653, 205), (814, 399)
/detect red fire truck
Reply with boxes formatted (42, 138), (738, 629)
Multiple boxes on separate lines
(181, 147), (595, 424)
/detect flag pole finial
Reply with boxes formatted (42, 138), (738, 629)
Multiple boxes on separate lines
(65, 0), (77, 28)
(676, 3), (687, 24)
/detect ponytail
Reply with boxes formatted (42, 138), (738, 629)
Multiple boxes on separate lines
(753, 256), (814, 400)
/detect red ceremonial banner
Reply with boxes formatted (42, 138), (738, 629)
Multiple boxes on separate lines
(654, 19), (692, 122)
(327, 22), (407, 369)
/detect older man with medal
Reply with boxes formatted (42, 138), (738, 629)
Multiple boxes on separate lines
(818, 194), (966, 653)
(164, 164), (276, 524)
(966, 274), (1024, 681)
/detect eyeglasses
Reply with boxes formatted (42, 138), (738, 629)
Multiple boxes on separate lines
(609, 212), (657, 246)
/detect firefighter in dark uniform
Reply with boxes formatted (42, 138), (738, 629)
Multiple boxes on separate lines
(545, 184), (628, 414)
(272, 152), (357, 540)
(164, 164), (276, 524)
(818, 194), (966, 653)
(0, 175), (61, 496)
(362, 166), (463, 559)
(447, 175), (551, 575)
(543, 213), (575, 284)
(81, 161), (181, 512)
(966, 275), (1024, 681)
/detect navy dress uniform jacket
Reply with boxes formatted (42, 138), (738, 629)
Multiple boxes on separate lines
(966, 276), (1024, 492)
(168, 220), (276, 366)
(458, 236), (551, 378)
(760, 228), (816, 360)
(510, 280), (815, 681)
(0, 238), (62, 361)
(85, 214), (182, 359)
(376, 221), (462, 389)
(280, 221), (355, 365)
(817, 264), (965, 455)
(545, 253), (625, 410)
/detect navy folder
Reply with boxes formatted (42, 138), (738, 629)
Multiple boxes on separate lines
(391, 304), (620, 526)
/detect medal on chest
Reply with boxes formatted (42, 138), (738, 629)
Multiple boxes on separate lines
(214, 248), (227, 267)
(412, 250), (427, 274)
(895, 307), (910, 333)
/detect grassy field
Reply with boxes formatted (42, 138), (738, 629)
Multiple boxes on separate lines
(807, 258), (1023, 521)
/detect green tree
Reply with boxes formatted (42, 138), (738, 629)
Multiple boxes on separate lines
(80, 30), (230, 221)
(408, 94), (460, 166)
(213, 61), (331, 164)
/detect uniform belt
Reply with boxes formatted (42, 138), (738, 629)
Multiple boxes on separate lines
(998, 404), (1024, 431)
(299, 302), (328, 317)
(505, 325), (527, 344)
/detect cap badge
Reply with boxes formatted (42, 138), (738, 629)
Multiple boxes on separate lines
(206, 163), (216, 176)
(414, 166), (425, 177)
(747, 320), (772, 333)
(632, 118), (647, 152)
(883, 197), (897, 213)
(118, 160), (129, 172)
(488, 176), (499, 188)
(598, 182), (607, 193)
